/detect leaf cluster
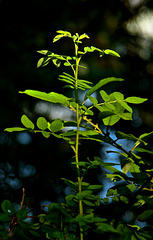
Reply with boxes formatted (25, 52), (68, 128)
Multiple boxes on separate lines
(2, 30), (153, 240)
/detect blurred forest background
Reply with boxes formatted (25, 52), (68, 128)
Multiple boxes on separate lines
(1, 0), (153, 214)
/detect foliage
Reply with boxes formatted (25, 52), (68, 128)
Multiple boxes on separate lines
(2, 30), (153, 240)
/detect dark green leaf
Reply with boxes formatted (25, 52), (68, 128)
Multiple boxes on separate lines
(137, 210), (153, 221)
(1, 200), (16, 216)
(17, 208), (28, 220)
(96, 223), (119, 233)
(115, 131), (144, 142)
(0, 213), (11, 222)
(21, 115), (35, 129)
(29, 230), (41, 237)
(85, 77), (124, 100)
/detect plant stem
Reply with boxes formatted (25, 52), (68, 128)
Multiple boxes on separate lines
(74, 40), (84, 240)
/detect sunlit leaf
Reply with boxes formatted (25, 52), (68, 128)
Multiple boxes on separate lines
(79, 33), (90, 40)
(100, 90), (110, 101)
(103, 115), (120, 126)
(37, 57), (51, 68)
(85, 77), (124, 100)
(125, 96), (148, 104)
(37, 117), (48, 130)
(104, 49), (120, 57)
(50, 119), (63, 132)
(19, 90), (70, 106)
(5, 127), (26, 132)
(21, 115), (35, 130)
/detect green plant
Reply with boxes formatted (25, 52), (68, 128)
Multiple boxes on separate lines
(2, 30), (153, 240)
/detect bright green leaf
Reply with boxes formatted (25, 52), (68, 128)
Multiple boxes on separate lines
(42, 131), (50, 138)
(37, 57), (51, 68)
(125, 97), (147, 104)
(19, 90), (69, 106)
(37, 117), (48, 130)
(5, 127), (26, 132)
(100, 90), (110, 101)
(104, 49), (120, 57)
(21, 115), (35, 129)
(103, 115), (120, 126)
(50, 119), (63, 132)
(79, 33), (90, 40)
(85, 77), (124, 100)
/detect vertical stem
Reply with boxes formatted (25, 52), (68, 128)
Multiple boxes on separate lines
(74, 41), (84, 240)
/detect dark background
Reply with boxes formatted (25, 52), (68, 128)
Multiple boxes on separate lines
(0, 0), (153, 212)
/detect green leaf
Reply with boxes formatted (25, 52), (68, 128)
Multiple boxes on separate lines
(53, 30), (71, 43)
(135, 147), (153, 155)
(112, 92), (124, 100)
(42, 131), (50, 138)
(29, 230), (41, 238)
(1, 200), (16, 216)
(17, 208), (28, 220)
(0, 213), (11, 222)
(21, 115), (35, 129)
(37, 117), (48, 130)
(50, 119), (63, 132)
(125, 97), (147, 104)
(37, 57), (51, 68)
(96, 223), (119, 233)
(115, 131), (142, 142)
(100, 90), (110, 101)
(19, 90), (69, 106)
(79, 33), (90, 40)
(84, 46), (102, 54)
(118, 112), (132, 120)
(137, 210), (153, 221)
(5, 127), (26, 132)
(119, 101), (132, 113)
(104, 49), (120, 57)
(84, 77), (124, 100)
(37, 50), (53, 56)
(103, 115), (120, 126)
(139, 131), (153, 141)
